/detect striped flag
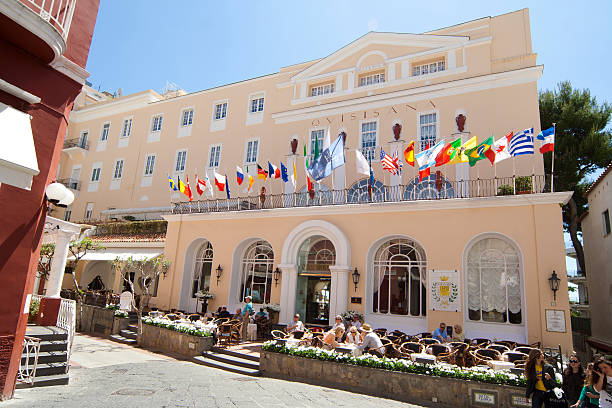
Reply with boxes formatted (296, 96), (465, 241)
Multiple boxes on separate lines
(508, 128), (534, 156)
(380, 148), (399, 175)
(536, 126), (555, 153)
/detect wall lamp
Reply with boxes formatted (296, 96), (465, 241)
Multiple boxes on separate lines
(273, 267), (281, 286)
(352, 267), (360, 292)
(216, 264), (223, 284)
(45, 182), (75, 208)
(548, 270), (561, 301)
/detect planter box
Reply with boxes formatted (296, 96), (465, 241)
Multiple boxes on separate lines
(260, 351), (530, 408)
(140, 324), (214, 357)
(76, 303), (129, 335)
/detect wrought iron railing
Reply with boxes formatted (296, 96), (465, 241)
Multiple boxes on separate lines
(58, 178), (80, 191)
(31, 295), (75, 373)
(20, 0), (77, 41)
(17, 336), (40, 386)
(172, 174), (552, 215)
(63, 138), (89, 150)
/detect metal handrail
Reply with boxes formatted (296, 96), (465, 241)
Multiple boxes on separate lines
(172, 174), (552, 215)
(20, 0), (77, 41)
(17, 336), (41, 386)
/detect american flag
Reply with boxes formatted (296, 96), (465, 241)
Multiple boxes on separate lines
(380, 148), (400, 175)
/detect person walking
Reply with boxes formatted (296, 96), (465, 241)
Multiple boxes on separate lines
(563, 353), (585, 405)
(594, 357), (612, 408)
(241, 296), (253, 342)
(525, 349), (557, 408)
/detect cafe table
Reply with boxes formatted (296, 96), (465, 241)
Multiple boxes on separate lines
(487, 360), (515, 371)
(335, 344), (362, 357)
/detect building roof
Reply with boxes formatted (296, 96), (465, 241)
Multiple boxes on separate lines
(585, 161), (612, 197)
(93, 233), (166, 243)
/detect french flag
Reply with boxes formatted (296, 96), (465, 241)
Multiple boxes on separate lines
(268, 161), (281, 179)
(214, 171), (226, 191)
(537, 126), (555, 153)
(236, 166), (244, 185)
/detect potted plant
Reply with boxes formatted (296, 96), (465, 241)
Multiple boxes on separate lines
(341, 310), (363, 327)
(515, 176), (532, 194)
(497, 184), (514, 196)
(28, 298), (40, 324)
(195, 290), (215, 314)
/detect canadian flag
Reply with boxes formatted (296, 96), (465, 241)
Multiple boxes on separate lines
(214, 172), (226, 191)
(195, 175), (206, 196)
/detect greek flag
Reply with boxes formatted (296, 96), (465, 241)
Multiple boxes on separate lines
(508, 128), (534, 156)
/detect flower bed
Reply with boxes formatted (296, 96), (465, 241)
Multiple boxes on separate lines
(262, 341), (526, 387)
(142, 316), (213, 338)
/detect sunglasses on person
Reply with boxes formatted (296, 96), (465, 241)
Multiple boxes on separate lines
(570, 360), (579, 363)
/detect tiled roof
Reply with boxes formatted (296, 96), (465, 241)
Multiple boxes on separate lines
(92, 233), (166, 243)
(585, 161), (612, 197)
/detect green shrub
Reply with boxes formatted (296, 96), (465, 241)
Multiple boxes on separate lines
(515, 176), (532, 192)
(497, 184), (514, 196)
(28, 299), (40, 322)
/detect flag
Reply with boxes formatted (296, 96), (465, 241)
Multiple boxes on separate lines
(435, 138), (461, 167)
(247, 174), (254, 192)
(195, 175), (206, 196)
(280, 162), (289, 182)
(415, 140), (446, 181)
(393, 146), (403, 174)
(214, 172), (226, 191)
(313, 133), (320, 161)
(323, 126), (331, 151)
(488, 132), (513, 164)
(184, 176), (193, 201)
(268, 161), (280, 179)
(509, 128), (534, 156)
(537, 126), (555, 153)
(204, 174), (213, 197)
(304, 141), (312, 191)
(168, 175), (178, 191)
(403, 141), (415, 167)
(225, 175), (230, 199)
(178, 175), (186, 194)
(307, 174), (313, 191)
(380, 148), (399, 175)
(257, 164), (268, 180)
(465, 136), (494, 167)
(291, 161), (297, 188)
(355, 149), (370, 175)
(368, 154), (375, 198)
(308, 135), (345, 181)
(236, 166), (244, 185)
(449, 136), (478, 164)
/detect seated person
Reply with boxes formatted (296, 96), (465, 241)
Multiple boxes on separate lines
(432, 322), (449, 342)
(233, 308), (242, 320)
(350, 314), (362, 330)
(218, 306), (231, 319)
(345, 326), (361, 345)
(254, 308), (268, 321)
(322, 326), (345, 349)
(452, 324), (464, 342)
(287, 313), (305, 335)
(357, 324), (384, 356)
(332, 315), (345, 331)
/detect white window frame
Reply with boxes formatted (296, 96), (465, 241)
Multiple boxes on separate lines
(308, 127), (325, 163)
(150, 114), (163, 132)
(249, 94), (265, 114)
(90, 166), (101, 182)
(174, 149), (187, 173)
(208, 144), (222, 169)
(64, 207), (72, 221)
(412, 60), (446, 77)
(100, 122), (110, 141)
(79, 129), (89, 148)
(214, 101), (228, 120)
(180, 108), (194, 127)
(417, 110), (439, 151)
(244, 139), (259, 165)
(84, 203), (94, 220)
(112, 159), (125, 180)
(143, 153), (156, 177)
(309, 82), (335, 97)
(359, 119), (379, 162)
(120, 117), (133, 139)
(359, 71), (385, 87)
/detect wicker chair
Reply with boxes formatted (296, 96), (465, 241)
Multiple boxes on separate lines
(448, 342), (470, 367)
(188, 314), (201, 322)
(418, 332), (432, 338)
(470, 348), (501, 365)
(391, 330), (407, 338)
(428, 344), (451, 357)
(310, 335), (324, 348)
(448, 341), (466, 349)
(229, 321), (242, 345)
(217, 322), (234, 346)
(419, 338), (440, 346)
(271, 330), (288, 340)
(503, 351), (528, 364)
(374, 328), (387, 337)
(471, 338), (491, 346)
(497, 340), (517, 349)
(514, 346), (537, 355)
(399, 342), (423, 355)
(165, 314), (178, 321)
(487, 343), (510, 354)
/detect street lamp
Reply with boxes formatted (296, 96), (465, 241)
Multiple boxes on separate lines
(45, 182), (74, 207)
(352, 268), (360, 292)
(215, 264), (223, 284)
(273, 267), (281, 286)
(548, 270), (561, 301)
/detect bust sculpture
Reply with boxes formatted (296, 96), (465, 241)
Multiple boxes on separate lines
(392, 123), (402, 141)
(456, 114), (466, 133)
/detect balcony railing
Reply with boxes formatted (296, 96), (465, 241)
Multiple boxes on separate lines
(172, 174), (552, 215)
(58, 178), (80, 191)
(21, 0), (77, 41)
(63, 138), (89, 150)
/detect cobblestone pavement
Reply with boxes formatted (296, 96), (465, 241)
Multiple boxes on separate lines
(8, 334), (422, 408)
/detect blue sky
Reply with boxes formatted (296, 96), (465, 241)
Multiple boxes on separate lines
(86, 1), (611, 106)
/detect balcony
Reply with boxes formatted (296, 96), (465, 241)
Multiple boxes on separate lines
(172, 174), (552, 215)
(58, 178), (79, 191)
(0, 0), (77, 63)
(62, 137), (88, 158)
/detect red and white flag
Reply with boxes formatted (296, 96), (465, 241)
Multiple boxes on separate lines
(195, 175), (206, 196)
(380, 148), (400, 175)
(214, 172), (226, 191)
(489, 132), (513, 164)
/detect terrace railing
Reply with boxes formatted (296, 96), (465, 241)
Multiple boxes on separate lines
(63, 137), (89, 150)
(58, 178), (80, 191)
(172, 174), (552, 215)
(20, 0), (77, 41)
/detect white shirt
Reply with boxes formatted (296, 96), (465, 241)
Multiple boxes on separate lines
(358, 332), (384, 353)
(351, 321), (362, 330)
(346, 332), (360, 345)
(287, 320), (305, 333)
(332, 322), (345, 331)
(600, 377), (612, 408)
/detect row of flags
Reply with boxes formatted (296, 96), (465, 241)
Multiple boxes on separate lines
(168, 125), (555, 201)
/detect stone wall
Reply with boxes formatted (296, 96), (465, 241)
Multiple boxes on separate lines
(76, 304), (128, 335)
(260, 351), (531, 408)
(140, 324), (214, 357)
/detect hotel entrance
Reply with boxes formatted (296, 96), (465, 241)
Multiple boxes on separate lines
(295, 236), (336, 326)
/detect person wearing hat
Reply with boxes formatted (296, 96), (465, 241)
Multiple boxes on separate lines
(241, 296), (253, 341)
(357, 323), (384, 356)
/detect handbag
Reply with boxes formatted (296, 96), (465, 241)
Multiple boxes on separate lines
(544, 388), (569, 408)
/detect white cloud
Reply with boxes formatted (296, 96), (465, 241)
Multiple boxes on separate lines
(367, 18), (379, 32)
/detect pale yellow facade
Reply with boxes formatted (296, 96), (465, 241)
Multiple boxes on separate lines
(57, 9), (573, 352)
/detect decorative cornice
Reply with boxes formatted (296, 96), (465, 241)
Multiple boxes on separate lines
(50, 55), (90, 84)
(0, 78), (41, 104)
(69, 91), (163, 123)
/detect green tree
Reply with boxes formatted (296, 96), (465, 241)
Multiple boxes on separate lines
(539, 81), (612, 275)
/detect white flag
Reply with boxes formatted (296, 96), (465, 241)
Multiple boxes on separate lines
(323, 126), (331, 151)
(355, 149), (370, 175)
(205, 172), (214, 197)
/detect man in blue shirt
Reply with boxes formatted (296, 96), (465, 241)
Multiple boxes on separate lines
(241, 296), (253, 341)
(432, 322), (448, 342)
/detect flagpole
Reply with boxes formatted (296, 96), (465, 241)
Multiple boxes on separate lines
(551, 122), (556, 192)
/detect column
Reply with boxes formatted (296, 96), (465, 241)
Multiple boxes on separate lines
(46, 229), (75, 298)
(328, 265), (351, 324)
(278, 264), (297, 325)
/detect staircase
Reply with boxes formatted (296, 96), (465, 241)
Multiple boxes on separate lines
(17, 326), (70, 388)
(193, 347), (260, 376)
(109, 323), (138, 345)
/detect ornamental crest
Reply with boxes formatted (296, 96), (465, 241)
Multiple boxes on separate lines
(429, 270), (461, 312)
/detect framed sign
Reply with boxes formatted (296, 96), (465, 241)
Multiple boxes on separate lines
(429, 270), (461, 312)
(545, 309), (566, 333)
(350, 297), (362, 304)
(471, 389), (497, 406)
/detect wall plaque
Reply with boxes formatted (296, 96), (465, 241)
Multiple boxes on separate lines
(472, 390), (497, 406)
(429, 270), (460, 312)
(350, 297), (361, 304)
(511, 395), (531, 407)
(545, 309), (566, 333)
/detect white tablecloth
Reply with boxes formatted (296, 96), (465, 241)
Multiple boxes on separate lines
(411, 353), (437, 364)
(335, 344), (362, 357)
(488, 360), (515, 371)
(285, 338), (301, 348)
(247, 323), (257, 341)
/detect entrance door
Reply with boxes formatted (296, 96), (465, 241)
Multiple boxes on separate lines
(305, 276), (330, 325)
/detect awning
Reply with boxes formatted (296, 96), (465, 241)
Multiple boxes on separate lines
(68, 248), (162, 261)
(0, 102), (39, 190)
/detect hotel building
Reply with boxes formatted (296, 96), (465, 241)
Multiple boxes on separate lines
(56, 9), (573, 351)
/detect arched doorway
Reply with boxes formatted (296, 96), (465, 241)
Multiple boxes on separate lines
(295, 236), (336, 325)
(179, 239), (213, 313)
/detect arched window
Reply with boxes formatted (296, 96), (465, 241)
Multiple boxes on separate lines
(466, 237), (522, 324)
(372, 238), (427, 316)
(240, 241), (274, 304)
(346, 178), (387, 203)
(192, 241), (213, 298)
(297, 184), (332, 206)
(404, 174), (454, 200)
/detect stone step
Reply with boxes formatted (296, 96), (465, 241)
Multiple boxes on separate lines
(119, 329), (137, 340)
(15, 373), (69, 389)
(38, 340), (69, 353)
(34, 362), (68, 377)
(211, 346), (260, 362)
(21, 351), (68, 365)
(127, 324), (138, 331)
(109, 334), (137, 345)
(193, 356), (260, 377)
(202, 351), (260, 370)
(26, 326), (68, 343)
